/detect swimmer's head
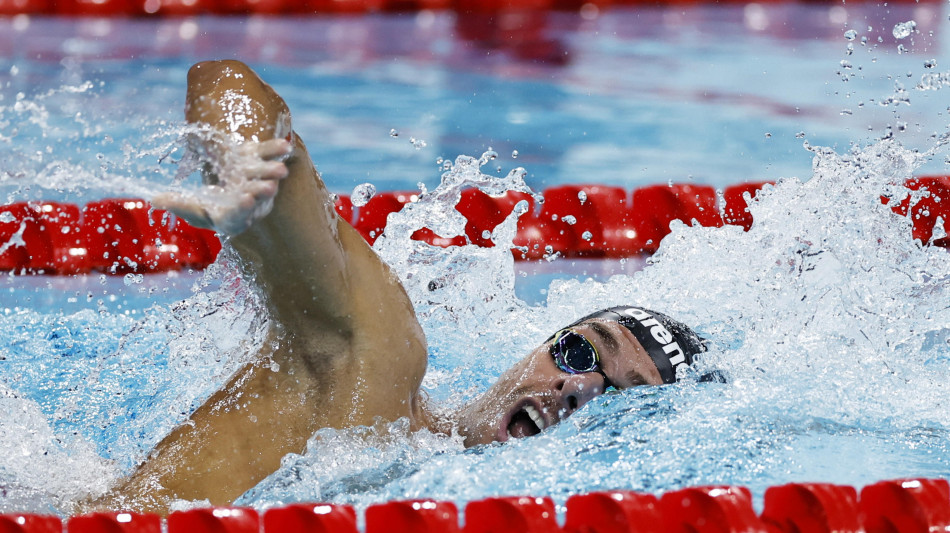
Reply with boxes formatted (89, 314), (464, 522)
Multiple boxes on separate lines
(455, 306), (706, 447)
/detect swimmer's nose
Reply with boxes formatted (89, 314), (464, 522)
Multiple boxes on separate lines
(555, 372), (607, 419)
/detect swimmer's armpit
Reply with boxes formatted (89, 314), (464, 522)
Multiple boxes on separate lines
(153, 137), (293, 236)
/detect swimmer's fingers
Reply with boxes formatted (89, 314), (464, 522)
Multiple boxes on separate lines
(219, 145), (290, 185)
(243, 177), (279, 200)
(151, 191), (215, 231)
(254, 138), (294, 162)
(248, 159), (290, 182)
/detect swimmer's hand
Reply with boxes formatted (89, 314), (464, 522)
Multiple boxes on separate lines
(153, 137), (293, 237)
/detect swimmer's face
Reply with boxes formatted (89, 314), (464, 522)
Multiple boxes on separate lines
(456, 319), (664, 447)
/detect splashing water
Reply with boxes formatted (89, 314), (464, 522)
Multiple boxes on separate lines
(241, 135), (950, 512)
(2, 11), (950, 513)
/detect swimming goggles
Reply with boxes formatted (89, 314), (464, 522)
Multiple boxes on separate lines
(549, 329), (614, 389)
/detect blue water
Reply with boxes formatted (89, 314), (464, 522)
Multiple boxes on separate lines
(0, 4), (949, 515)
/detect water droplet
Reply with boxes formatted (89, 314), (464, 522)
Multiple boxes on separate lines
(481, 230), (492, 240)
(561, 215), (577, 225)
(389, 129), (399, 137)
(513, 200), (530, 215)
(581, 231), (593, 241)
(123, 273), (143, 286)
(897, 44), (907, 55)
(351, 183), (376, 207)
(478, 149), (498, 166)
(0, 211), (13, 223)
(924, 59), (937, 69)
(840, 109), (853, 116)
(764, 132), (772, 139)
(840, 60), (853, 69)
(892, 20), (916, 39)
(796, 131), (806, 139)
(844, 29), (857, 40)
(577, 191), (588, 204)
(511, 150), (519, 159)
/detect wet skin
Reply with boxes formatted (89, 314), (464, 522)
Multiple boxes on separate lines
(93, 59), (661, 513)
(457, 319), (663, 447)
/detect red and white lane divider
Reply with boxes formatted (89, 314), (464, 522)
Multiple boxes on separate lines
(1, 478), (949, 532)
(1, 178), (947, 275)
(0, 0), (936, 17)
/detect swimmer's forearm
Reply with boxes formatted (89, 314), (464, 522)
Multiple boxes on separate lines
(229, 137), (355, 330)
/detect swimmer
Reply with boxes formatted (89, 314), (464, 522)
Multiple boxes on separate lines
(96, 60), (706, 513)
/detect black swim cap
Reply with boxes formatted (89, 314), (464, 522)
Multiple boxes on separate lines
(561, 306), (706, 384)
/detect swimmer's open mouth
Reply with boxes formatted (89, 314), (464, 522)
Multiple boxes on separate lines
(505, 400), (549, 440)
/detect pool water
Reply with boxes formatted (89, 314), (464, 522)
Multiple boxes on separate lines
(1, 3), (949, 515)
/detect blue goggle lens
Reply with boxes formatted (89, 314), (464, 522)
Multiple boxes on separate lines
(550, 329), (600, 374)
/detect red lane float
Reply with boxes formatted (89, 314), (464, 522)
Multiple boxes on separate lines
(0, 0), (939, 16)
(365, 500), (459, 533)
(166, 507), (259, 533)
(0, 199), (219, 275)
(263, 503), (358, 533)
(0, 514), (61, 533)
(563, 490), (662, 533)
(659, 486), (766, 533)
(859, 479), (950, 533)
(2, 478), (950, 532)
(1, 177), (947, 275)
(67, 512), (161, 533)
(761, 483), (861, 533)
(463, 496), (557, 533)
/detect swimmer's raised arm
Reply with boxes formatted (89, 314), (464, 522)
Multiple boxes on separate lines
(104, 60), (431, 513)
(155, 59), (353, 327)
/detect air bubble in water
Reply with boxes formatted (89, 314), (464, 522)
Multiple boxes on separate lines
(892, 20), (916, 39)
(844, 29), (857, 41)
(351, 183), (377, 207)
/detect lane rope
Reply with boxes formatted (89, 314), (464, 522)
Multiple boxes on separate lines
(1, 178), (946, 275)
(0, 0), (934, 17)
(2, 478), (948, 532)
